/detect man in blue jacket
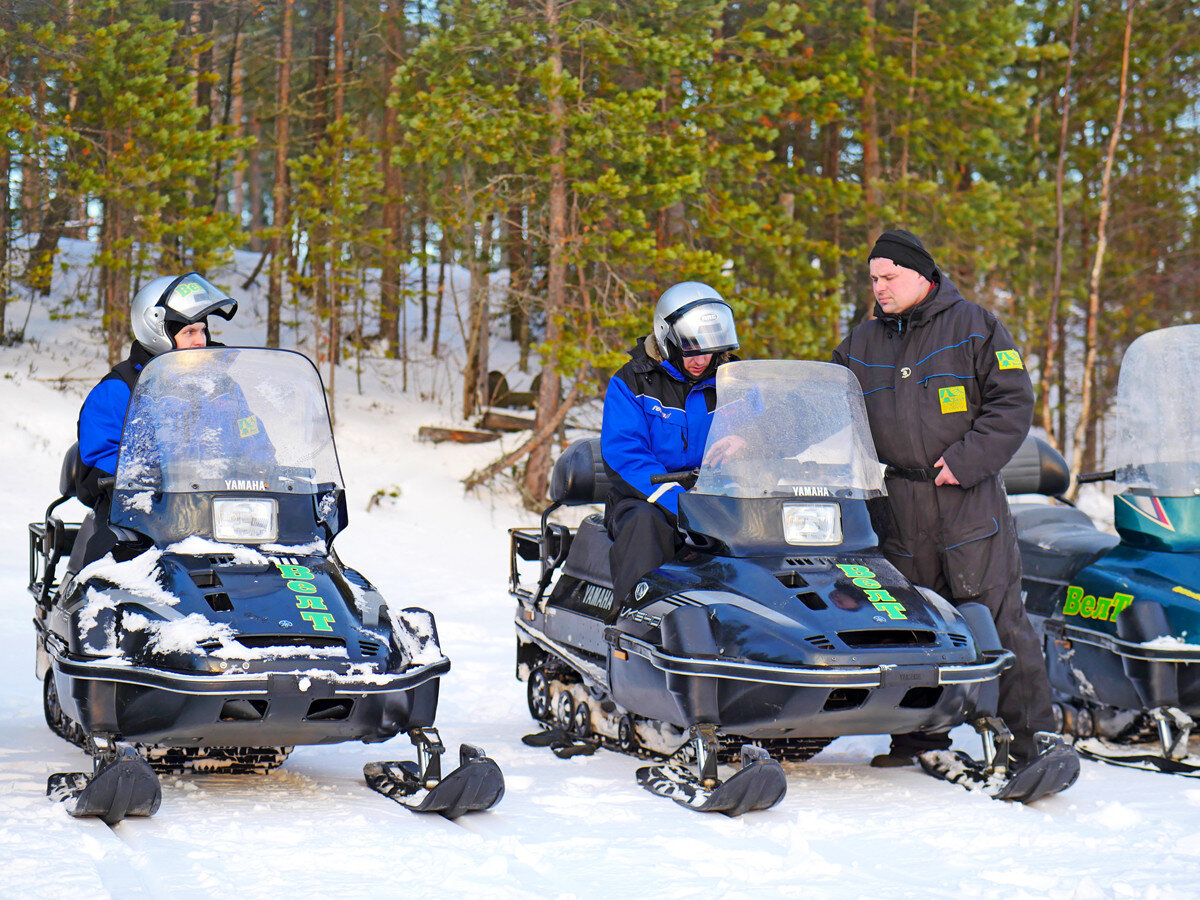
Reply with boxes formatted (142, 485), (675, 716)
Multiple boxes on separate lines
(76, 272), (238, 562)
(600, 281), (739, 623)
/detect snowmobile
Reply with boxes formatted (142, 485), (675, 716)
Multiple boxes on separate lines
(509, 359), (1072, 815)
(27, 347), (503, 824)
(1004, 323), (1200, 777)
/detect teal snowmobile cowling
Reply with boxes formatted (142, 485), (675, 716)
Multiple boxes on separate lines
(1005, 323), (1200, 775)
(1114, 493), (1200, 553)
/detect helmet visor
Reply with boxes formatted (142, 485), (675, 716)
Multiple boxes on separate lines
(666, 300), (738, 356)
(162, 274), (238, 324)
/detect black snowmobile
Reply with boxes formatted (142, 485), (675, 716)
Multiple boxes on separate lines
(510, 360), (1073, 814)
(27, 347), (503, 824)
(1004, 324), (1200, 778)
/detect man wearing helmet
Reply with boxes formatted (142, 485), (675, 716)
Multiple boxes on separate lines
(600, 281), (740, 623)
(75, 273), (238, 561)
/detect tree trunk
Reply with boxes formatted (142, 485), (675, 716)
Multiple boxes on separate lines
(267, 0), (294, 348)
(379, 0), (404, 357)
(419, 214), (429, 342)
(505, 203), (530, 371)
(1069, 0), (1134, 496)
(854, 0), (882, 327)
(523, 0), (567, 506)
(433, 229), (446, 357)
(311, 0), (332, 362)
(461, 162), (485, 419)
(1037, 0), (1080, 448)
(0, 57), (8, 339)
(229, 40), (245, 224)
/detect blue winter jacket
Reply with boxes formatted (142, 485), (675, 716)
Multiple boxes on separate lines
(600, 336), (721, 517)
(77, 343), (154, 505)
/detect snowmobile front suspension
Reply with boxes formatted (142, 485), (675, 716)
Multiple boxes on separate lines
(1151, 706), (1194, 759)
(409, 726), (445, 787)
(635, 723), (787, 816)
(693, 722), (722, 789)
(972, 715), (1013, 777)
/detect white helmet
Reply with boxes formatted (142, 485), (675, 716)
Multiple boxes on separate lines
(131, 272), (238, 356)
(652, 281), (739, 359)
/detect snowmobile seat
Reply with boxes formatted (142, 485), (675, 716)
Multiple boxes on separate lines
(1002, 435), (1070, 497)
(66, 513), (97, 575)
(59, 442), (85, 499)
(550, 438), (610, 506)
(1011, 502), (1119, 586)
(561, 514), (615, 590)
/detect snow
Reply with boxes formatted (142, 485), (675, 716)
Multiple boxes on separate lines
(2, 244), (1200, 898)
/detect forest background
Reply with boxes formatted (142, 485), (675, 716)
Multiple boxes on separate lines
(1, 0), (1197, 505)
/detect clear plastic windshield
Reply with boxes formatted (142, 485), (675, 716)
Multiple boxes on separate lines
(1110, 324), (1200, 495)
(693, 360), (885, 499)
(116, 348), (342, 495)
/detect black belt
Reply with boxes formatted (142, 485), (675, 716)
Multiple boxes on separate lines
(885, 465), (940, 482)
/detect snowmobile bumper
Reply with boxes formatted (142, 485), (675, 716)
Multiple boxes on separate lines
(605, 630), (1013, 738)
(610, 631), (1011, 686)
(48, 654), (449, 746)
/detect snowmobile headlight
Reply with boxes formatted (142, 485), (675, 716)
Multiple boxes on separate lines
(212, 498), (278, 543)
(782, 503), (841, 545)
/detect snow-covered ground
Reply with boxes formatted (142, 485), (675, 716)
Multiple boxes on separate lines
(1, 246), (1197, 899)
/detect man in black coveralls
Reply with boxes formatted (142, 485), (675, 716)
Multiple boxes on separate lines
(832, 229), (1060, 774)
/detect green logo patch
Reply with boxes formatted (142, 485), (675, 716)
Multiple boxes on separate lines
(237, 415), (260, 438)
(996, 349), (1024, 370)
(938, 385), (967, 414)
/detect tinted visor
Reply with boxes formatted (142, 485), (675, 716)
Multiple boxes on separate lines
(161, 274), (238, 325)
(666, 300), (738, 356)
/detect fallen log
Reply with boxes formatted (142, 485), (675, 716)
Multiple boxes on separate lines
(417, 425), (501, 444)
(479, 410), (536, 432)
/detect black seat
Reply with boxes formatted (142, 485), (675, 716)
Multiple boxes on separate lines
(1002, 435), (1070, 496)
(549, 438), (610, 506)
(59, 441), (84, 499)
(1011, 502), (1119, 586)
(560, 514), (615, 589)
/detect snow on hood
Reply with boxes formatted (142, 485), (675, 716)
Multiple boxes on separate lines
(79, 586), (123, 657)
(260, 540), (326, 556)
(168, 535), (271, 565)
(77, 548), (180, 606)
(123, 610), (351, 661)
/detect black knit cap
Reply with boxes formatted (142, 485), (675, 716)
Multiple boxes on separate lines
(868, 228), (937, 280)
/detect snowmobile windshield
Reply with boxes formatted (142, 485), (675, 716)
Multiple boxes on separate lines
(693, 360), (885, 500)
(115, 347), (342, 497)
(1110, 324), (1200, 496)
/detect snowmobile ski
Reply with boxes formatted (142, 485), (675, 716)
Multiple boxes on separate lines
(521, 727), (598, 758)
(46, 735), (161, 825)
(364, 728), (504, 819)
(918, 731), (1080, 804)
(1068, 707), (1200, 777)
(635, 724), (786, 817)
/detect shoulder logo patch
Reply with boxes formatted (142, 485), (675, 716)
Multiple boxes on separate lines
(938, 385), (967, 414)
(238, 415), (260, 438)
(996, 349), (1023, 370)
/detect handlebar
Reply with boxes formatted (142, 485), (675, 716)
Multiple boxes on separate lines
(1076, 470), (1116, 485)
(649, 469), (698, 486)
